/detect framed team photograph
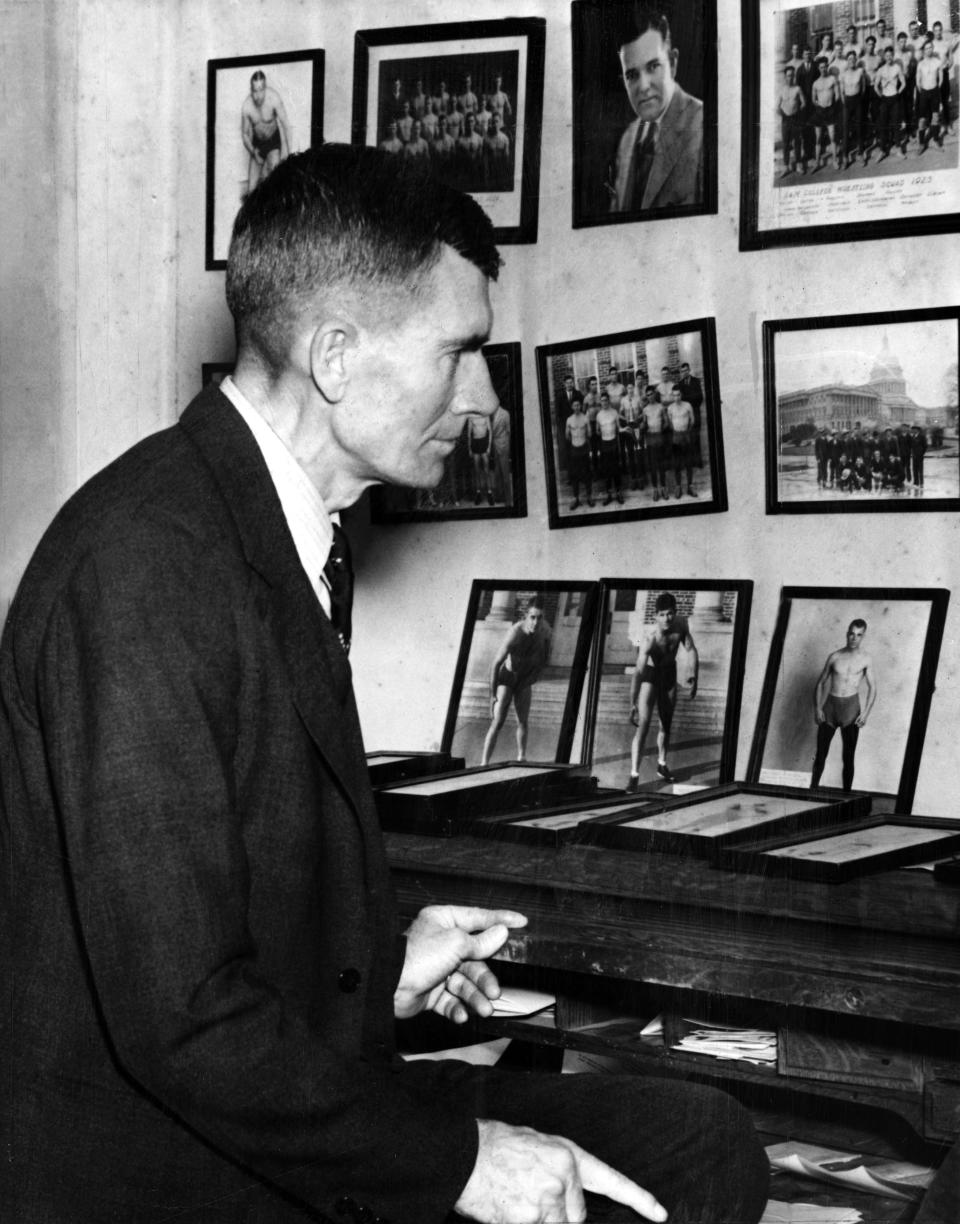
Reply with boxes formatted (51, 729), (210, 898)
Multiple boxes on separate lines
(369, 342), (527, 523)
(746, 586), (950, 814)
(536, 318), (727, 530)
(206, 50), (325, 270)
(583, 580), (753, 795)
(352, 18), (546, 243)
(764, 306), (960, 514)
(740, 2), (960, 250)
(440, 580), (600, 769)
(571, 0), (717, 229)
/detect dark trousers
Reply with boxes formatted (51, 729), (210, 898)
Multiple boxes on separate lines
(811, 721), (859, 790)
(442, 1068), (770, 1224)
(843, 96), (862, 156)
(877, 95), (902, 151)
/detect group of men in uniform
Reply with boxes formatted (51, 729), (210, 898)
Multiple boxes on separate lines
(777, 18), (957, 174)
(559, 364), (704, 510)
(378, 69), (514, 190)
(812, 421), (927, 493)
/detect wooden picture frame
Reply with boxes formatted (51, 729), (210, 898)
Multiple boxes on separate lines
(747, 587), (950, 813)
(583, 579), (752, 795)
(721, 815), (960, 883)
(369, 342), (527, 522)
(571, 0), (717, 229)
(584, 782), (870, 859)
(740, 3), (960, 251)
(468, 791), (658, 847)
(764, 307), (960, 514)
(206, 50), (325, 270)
(373, 761), (596, 836)
(352, 18), (545, 244)
(536, 318), (727, 529)
(440, 580), (600, 768)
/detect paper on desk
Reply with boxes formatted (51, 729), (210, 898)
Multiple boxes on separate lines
(766, 1142), (935, 1201)
(489, 986), (556, 1018)
(761, 1201), (861, 1223)
(401, 1037), (511, 1065)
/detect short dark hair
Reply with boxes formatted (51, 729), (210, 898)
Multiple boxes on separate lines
(848, 618), (867, 633)
(616, 9), (672, 53)
(527, 594), (547, 613)
(226, 143), (501, 369)
(655, 592), (678, 613)
(250, 70), (266, 87)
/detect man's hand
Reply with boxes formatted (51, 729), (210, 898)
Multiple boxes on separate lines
(455, 1119), (667, 1224)
(687, 677), (698, 700)
(393, 905), (527, 1023)
(629, 703), (640, 727)
(815, 707), (825, 725)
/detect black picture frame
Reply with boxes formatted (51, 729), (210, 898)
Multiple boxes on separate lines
(366, 750), (464, 788)
(585, 782), (872, 860)
(583, 580), (752, 795)
(206, 50), (325, 270)
(373, 761), (596, 836)
(746, 586), (950, 814)
(571, 0), (717, 229)
(369, 342), (527, 522)
(468, 792), (655, 847)
(201, 362), (234, 389)
(352, 18), (546, 244)
(763, 306), (960, 514)
(721, 814), (960, 883)
(536, 318), (727, 529)
(440, 580), (600, 769)
(740, 3), (960, 251)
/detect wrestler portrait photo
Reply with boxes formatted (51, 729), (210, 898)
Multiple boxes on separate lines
(763, 306), (960, 514)
(205, 49), (324, 268)
(536, 318), (727, 529)
(742, 1), (960, 250)
(353, 19), (546, 242)
(583, 580), (752, 794)
(571, 0), (717, 228)
(370, 342), (527, 523)
(440, 580), (599, 769)
(747, 586), (950, 813)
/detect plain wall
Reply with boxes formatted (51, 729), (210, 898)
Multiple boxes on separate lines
(1, 0), (958, 816)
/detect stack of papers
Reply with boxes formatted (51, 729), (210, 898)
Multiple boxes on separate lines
(767, 1141), (935, 1201)
(672, 1018), (777, 1066)
(489, 986), (556, 1020)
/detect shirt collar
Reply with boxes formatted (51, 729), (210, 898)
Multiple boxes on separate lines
(219, 375), (334, 613)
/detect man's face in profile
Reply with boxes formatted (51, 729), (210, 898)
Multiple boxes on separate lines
(619, 29), (677, 123)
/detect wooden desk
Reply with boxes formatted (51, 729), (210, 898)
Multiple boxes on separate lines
(386, 833), (960, 1143)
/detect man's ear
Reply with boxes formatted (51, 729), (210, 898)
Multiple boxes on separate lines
(309, 320), (357, 403)
(669, 48), (680, 77)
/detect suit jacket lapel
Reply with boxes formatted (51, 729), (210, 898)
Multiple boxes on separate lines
(177, 387), (369, 823)
(643, 89), (687, 207)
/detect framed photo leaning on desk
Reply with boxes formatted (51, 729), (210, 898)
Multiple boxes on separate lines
(440, 580), (599, 769)
(747, 586), (950, 813)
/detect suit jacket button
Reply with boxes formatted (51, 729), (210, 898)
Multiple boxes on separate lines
(338, 967), (361, 993)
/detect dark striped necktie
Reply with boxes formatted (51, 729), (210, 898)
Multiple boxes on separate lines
(322, 523), (353, 655)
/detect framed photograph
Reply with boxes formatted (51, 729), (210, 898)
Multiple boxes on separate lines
(572, 0), (717, 228)
(352, 18), (546, 244)
(201, 362), (234, 389)
(746, 587), (950, 813)
(440, 580), (600, 768)
(373, 761), (596, 836)
(366, 750), (464, 788)
(583, 580), (752, 795)
(740, 3), (960, 251)
(722, 815), (960, 883)
(764, 306), (960, 513)
(469, 793), (656, 847)
(369, 342), (527, 522)
(586, 782), (871, 859)
(206, 50), (325, 270)
(536, 318), (727, 529)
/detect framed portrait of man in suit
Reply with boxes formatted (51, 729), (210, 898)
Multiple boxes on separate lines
(572, 0), (717, 229)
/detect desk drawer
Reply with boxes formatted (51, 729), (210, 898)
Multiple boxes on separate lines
(779, 1029), (923, 1090)
(924, 1061), (960, 1140)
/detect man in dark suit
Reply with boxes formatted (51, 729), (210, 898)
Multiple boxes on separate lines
(677, 361), (704, 467)
(0, 145), (768, 1224)
(610, 11), (704, 213)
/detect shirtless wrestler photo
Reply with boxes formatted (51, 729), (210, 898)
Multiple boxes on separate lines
(241, 71), (291, 196)
(810, 618), (878, 792)
(626, 592), (699, 792)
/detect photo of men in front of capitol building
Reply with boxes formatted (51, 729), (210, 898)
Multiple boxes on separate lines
(773, 318), (958, 503)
